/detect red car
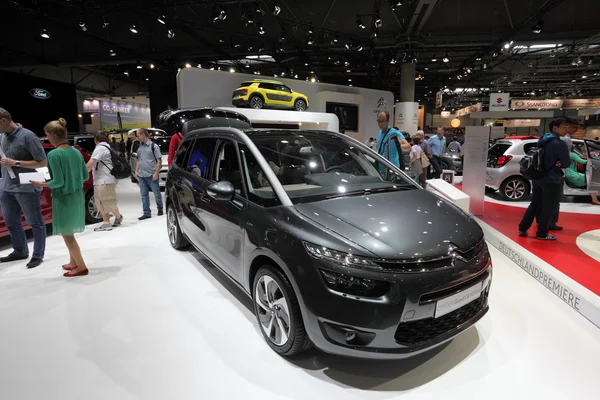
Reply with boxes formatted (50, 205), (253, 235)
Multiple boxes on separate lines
(0, 143), (101, 238)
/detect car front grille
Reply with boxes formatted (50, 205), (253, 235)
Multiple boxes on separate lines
(394, 291), (487, 346)
(394, 292), (487, 346)
(456, 239), (486, 261)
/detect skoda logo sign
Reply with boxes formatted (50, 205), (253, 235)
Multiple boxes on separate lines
(29, 88), (51, 100)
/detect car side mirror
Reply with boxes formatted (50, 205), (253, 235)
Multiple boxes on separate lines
(207, 181), (235, 201)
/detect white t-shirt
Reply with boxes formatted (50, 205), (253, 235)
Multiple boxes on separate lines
(91, 144), (116, 185)
(410, 144), (423, 161)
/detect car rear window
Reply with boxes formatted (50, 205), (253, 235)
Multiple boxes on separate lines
(239, 82), (252, 87)
(488, 143), (511, 156)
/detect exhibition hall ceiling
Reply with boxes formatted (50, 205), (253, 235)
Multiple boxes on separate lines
(3, 0), (600, 108)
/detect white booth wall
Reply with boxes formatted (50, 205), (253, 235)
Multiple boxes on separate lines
(177, 68), (394, 142)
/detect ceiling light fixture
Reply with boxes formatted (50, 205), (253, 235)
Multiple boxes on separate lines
(124, 70), (129, 76)
(230, 67), (235, 73)
(443, 53), (449, 62)
(331, 35), (339, 45)
(102, 16), (110, 28)
(272, 1), (281, 15)
(532, 20), (543, 34)
(257, 22), (265, 35)
(109, 49), (116, 56)
(78, 20), (87, 32)
(158, 12), (167, 25)
(374, 15), (383, 28)
(130, 24), (138, 34)
(167, 29), (175, 39)
(150, 63), (155, 69)
(431, 55), (437, 62)
(40, 29), (50, 39)
(136, 60), (142, 69)
(185, 63), (192, 68)
(357, 16), (366, 29)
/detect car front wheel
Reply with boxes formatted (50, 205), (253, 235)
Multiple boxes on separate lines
(250, 95), (264, 109)
(252, 266), (310, 356)
(167, 203), (188, 250)
(85, 191), (102, 224)
(500, 177), (529, 201)
(294, 99), (307, 111)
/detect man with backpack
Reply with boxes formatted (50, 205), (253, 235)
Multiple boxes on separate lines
(518, 117), (571, 240)
(86, 132), (123, 231)
(375, 111), (410, 170)
(135, 128), (163, 220)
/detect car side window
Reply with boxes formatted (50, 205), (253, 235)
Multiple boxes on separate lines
(213, 141), (244, 195)
(187, 138), (218, 179)
(277, 85), (291, 93)
(259, 83), (276, 90)
(238, 143), (281, 207)
(587, 141), (600, 159)
(132, 141), (140, 154)
(174, 139), (191, 167)
(523, 143), (537, 153)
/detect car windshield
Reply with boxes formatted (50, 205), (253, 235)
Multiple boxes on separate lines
(488, 143), (512, 157)
(246, 131), (415, 204)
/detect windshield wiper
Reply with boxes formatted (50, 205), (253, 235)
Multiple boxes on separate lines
(326, 185), (415, 199)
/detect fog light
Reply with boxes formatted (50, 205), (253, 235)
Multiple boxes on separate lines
(320, 269), (389, 297)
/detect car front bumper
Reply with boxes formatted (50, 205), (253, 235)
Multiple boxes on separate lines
(295, 244), (493, 359)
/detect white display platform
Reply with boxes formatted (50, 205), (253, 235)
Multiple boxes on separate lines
(215, 107), (339, 133)
(426, 178), (470, 213)
(477, 218), (600, 329)
(1, 180), (599, 399)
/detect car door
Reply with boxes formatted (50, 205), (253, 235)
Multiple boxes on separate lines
(585, 140), (600, 193)
(259, 82), (284, 107)
(196, 139), (248, 282)
(274, 84), (294, 107)
(174, 137), (219, 257)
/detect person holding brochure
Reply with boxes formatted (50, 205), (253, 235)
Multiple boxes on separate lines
(30, 118), (90, 277)
(0, 107), (47, 269)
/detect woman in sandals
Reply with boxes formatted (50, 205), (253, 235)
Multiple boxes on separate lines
(30, 118), (89, 277)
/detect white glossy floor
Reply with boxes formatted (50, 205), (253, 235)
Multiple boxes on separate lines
(0, 181), (599, 400)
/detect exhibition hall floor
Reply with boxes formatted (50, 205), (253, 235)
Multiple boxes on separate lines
(0, 182), (599, 400)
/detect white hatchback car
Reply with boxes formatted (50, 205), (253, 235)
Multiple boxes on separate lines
(486, 138), (600, 201)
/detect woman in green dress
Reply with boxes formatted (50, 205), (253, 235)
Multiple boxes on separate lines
(30, 118), (90, 277)
(565, 144), (600, 205)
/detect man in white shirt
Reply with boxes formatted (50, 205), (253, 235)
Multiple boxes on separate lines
(86, 132), (123, 231)
(364, 137), (376, 150)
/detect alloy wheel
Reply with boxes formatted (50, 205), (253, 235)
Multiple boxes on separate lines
(250, 97), (263, 109)
(295, 100), (306, 111)
(167, 207), (178, 246)
(505, 180), (526, 200)
(88, 194), (101, 220)
(255, 275), (291, 346)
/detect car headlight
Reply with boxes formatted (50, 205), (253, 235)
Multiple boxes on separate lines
(303, 242), (382, 271)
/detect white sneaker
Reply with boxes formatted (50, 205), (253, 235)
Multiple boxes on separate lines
(94, 224), (113, 232)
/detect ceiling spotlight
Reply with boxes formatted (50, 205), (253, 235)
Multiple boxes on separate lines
(150, 63), (155, 69)
(214, 8), (227, 22)
(230, 67), (235, 73)
(357, 45), (364, 52)
(582, 74), (588, 79)
(374, 15), (383, 28)
(146, 77), (149, 81)
(102, 16), (110, 28)
(443, 53), (449, 63)
(272, 1), (281, 15)
(307, 36), (314, 45)
(307, 23), (314, 34)
(185, 63), (192, 68)
(357, 16), (366, 29)
(390, 58), (397, 65)
(136, 60), (142, 69)
(109, 49), (116, 57)
(390, 0), (403, 11)
(157, 12), (167, 25)
(311, 77), (317, 83)
(257, 23), (265, 35)
(255, 0), (262, 13)
(167, 29), (175, 39)
(503, 40), (514, 49)
(78, 20), (87, 32)
(532, 20), (543, 34)
(130, 24), (138, 34)
(331, 35), (339, 45)
(124, 70), (129, 76)
(431, 55), (437, 62)
(40, 29), (50, 39)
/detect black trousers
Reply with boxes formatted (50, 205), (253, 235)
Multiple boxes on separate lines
(518, 181), (562, 238)
(549, 181), (564, 226)
(430, 156), (443, 179)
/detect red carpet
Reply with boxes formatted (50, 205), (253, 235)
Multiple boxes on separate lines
(479, 201), (600, 296)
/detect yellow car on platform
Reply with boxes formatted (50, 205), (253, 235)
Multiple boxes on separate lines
(232, 80), (309, 111)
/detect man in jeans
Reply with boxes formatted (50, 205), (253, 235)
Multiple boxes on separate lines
(518, 117), (571, 240)
(428, 127), (447, 179)
(0, 108), (47, 268)
(86, 132), (123, 231)
(134, 128), (163, 220)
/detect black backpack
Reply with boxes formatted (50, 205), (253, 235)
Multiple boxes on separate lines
(99, 143), (132, 179)
(519, 146), (546, 180)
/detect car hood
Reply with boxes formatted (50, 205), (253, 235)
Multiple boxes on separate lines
(294, 190), (483, 260)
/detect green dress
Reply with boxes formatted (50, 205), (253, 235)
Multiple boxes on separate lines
(46, 147), (89, 236)
(565, 152), (587, 188)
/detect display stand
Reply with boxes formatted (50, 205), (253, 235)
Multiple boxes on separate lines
(462, 126), (490, 215)
(426, 179), (470, 213)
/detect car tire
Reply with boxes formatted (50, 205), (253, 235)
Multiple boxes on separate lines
(85, 190), (102, 224)
(252, 266), (310, 357)
(250, 95), (264, 109)
(294, 99), (307, 111)
(441, 160), (451, 170)
(500, 177), (529, 201)
(166, 203), (189, 250)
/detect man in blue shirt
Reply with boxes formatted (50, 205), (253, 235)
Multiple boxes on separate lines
(428, 127), (447, 179)
(375, 111), (410, 170)
(518, 117), (571, 240)
(134, 128), (164, 220)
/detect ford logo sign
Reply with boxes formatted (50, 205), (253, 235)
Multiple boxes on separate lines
(29, 88), (51, 100)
